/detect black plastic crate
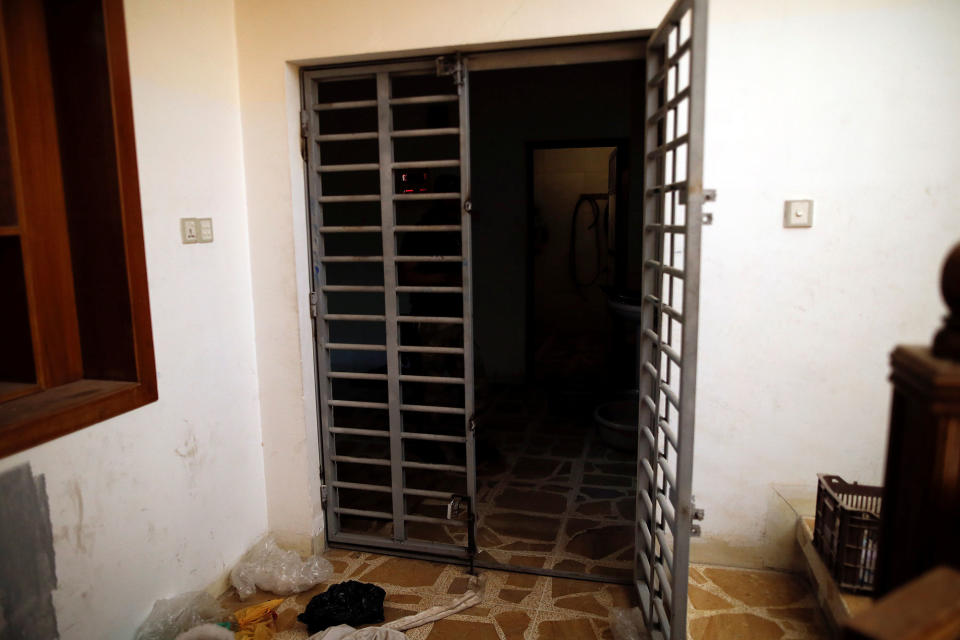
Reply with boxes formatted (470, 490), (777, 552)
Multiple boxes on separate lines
(813, 474), (882, 594)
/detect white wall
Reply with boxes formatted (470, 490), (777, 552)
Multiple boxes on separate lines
(693, 0), (960, 567)
(0, 1), (267, 637)
(232, 0), (960, 568)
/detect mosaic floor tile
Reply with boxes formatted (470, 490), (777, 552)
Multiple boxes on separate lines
(224, 550), (829, 640)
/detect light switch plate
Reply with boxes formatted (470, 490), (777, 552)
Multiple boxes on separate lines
(180, 217), (198, 244)
(197, 218), (213, 243)
(784, 200), (813, 228)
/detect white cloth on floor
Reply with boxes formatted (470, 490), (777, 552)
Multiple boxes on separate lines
(307, 574), (485, 640)
(175, 623), (235, 640)
(310, 625), (406, 640)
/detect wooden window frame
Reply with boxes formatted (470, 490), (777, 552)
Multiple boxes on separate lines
(0, 0), (156, 458)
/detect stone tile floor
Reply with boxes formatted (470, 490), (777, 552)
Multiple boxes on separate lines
(474, 386), (638, 580)
(219, 549), (829, 639)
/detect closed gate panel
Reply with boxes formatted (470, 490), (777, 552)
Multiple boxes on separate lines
(304, 59), (475, 559)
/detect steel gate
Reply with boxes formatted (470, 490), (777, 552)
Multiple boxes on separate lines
(636, 0), (710, 638)
(303, 58), (475, 560)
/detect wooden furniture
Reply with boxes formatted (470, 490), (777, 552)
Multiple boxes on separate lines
(0, 0), (155, 457)
(875, 242), (960, 595)
(844, 566), (960, 640)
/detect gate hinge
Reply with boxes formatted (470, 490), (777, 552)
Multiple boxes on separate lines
(300, 110), (310, 160)
(702, 189), (716, 225)
(320, 484), (328, 505)
(436, 55), (464, 88)
(309, 291), (318, 318)
(690, 496), (705, 537)
(468, 415), (477, 432)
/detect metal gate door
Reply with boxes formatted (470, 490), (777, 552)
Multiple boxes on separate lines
(303, 58), (475, 560)
(636, 0), (710, 637)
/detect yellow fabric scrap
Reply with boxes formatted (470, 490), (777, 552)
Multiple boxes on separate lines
(233, 598), (285, 640)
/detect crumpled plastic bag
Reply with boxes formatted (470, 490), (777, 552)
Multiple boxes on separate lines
(308, 625), (406, 640)
(297, 581), (386, 635)
(135, 591), (227, 640)
(231, 536), (333, 600)
(610, 607), (651, 640)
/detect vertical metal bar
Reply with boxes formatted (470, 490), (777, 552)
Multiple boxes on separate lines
(670, 1), (708, 638)
(376, 71), (406, 543)
(458, 60), (477, 548)
(638, 40), (664, 626)
(305, 75), (342, 535)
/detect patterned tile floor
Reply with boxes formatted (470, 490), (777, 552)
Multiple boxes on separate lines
(474, 385), (638, 580)
(219, 550), (829, 639)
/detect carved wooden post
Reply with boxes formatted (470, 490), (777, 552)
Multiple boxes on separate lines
(875, 242), (960, 596)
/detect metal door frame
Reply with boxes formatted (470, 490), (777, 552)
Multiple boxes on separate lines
(303, 58), (476, 560)
(636, 0), (709, 638)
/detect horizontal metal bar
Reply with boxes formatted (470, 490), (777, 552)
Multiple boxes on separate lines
(323, 313), (386, 321)
(325, 343), (386, 351)
(644, 329), (681, 366)
(639, 518), (653, 552)
(318, 162), (379, 172)
(644, 260), (685, 279)
(400, 431), (466, 443)
(397, 345), (464, 354)
(399, 374), (465, 384)
(392, 159), (460, 169)
(641, 458), (656, 485)
(327, 371), (388, 381)
(321, 285), (385, 292)
(393, 225), (461, 232)
(332, 455), (390, 467)
(644, 223), (687, 234)
(655, 563), (673, 611)
(656, 491), (677, 530)
(397, 315), (464, 324)
(645, 180), (687, 196)
(401, 460), (467, 473)
(656, 528), (674, 574)
(315, 99), (378, 111)
(648, 40), (692, 87)
(660, 381), (680, 409)
(318, 226), (381, 233)
(332, 480), (391, 493)
(328, 399), (390, 410)
(315, 131), (378, 142)
(394, 255), (462, 263)
(319, 194), (381, 203)
(395, 286), (463, 293)
(400, 403), (466, 415)
(641, 424), (656, 450)
(404, 513), (467, 526)
(646, 134), (690, 160)
(642, 393), (658, 415)
(394, 192), (461, 201)
(320, 256), (383, 263)
(335, 507), (392, 520)
(641, 486), (654, 516)
(647, 87), (690, 123)
(660, 418), (679, 450)
(645, 294), (684, 322)
(402, 487), (455, 499)
(389, 94), (458, 105)
(330, 426), (389, 437)
(654, 597), (671, 638)
(391, 127), (460, 138)
(658, 455), (677, 493)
